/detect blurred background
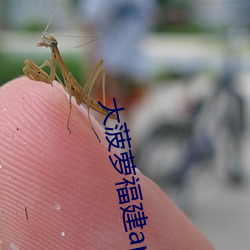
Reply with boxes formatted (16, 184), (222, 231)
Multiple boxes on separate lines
(1, 0), (250, 249)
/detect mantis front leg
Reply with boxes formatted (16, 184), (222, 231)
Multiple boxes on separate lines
(23, 59), (52, 83)
(23, 51), (58, 85)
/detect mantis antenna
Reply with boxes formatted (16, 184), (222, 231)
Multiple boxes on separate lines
(44, 0), (63, 33)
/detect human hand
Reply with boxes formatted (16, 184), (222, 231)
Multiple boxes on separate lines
(0, 77), (213, 249)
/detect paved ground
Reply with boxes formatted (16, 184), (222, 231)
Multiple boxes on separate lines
(193, 176), (250, 250)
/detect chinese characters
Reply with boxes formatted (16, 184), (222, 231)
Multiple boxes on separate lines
(99, 98), (148, 250)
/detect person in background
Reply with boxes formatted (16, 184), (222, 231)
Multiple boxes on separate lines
(167, 59), (245, 187)
(77, 0), (157, 114)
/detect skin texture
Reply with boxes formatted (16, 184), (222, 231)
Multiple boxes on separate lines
(0, 77), (214, 250)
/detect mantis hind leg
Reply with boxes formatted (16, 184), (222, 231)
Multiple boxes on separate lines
(87, 105), (101, 142)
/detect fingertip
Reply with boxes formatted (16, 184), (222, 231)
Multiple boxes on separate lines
(0, 77), (213, 249)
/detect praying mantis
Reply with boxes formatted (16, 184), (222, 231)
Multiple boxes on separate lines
(23, 31), (116, 142)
